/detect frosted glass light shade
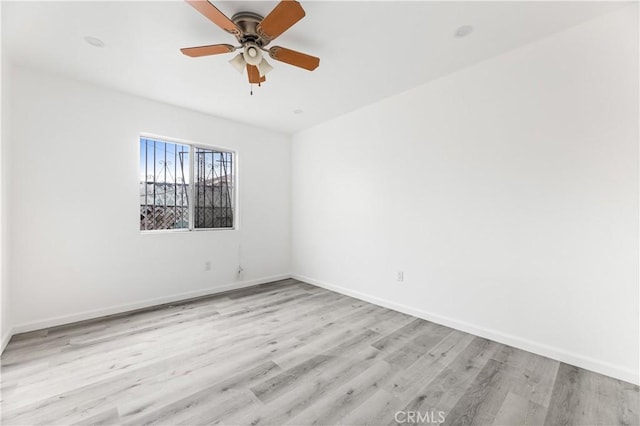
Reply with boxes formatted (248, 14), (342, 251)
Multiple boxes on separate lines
(228, 53), (246, 74)
(243, 44), (263, 66)
(256, 58), (274, 77)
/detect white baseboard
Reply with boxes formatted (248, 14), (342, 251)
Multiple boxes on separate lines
(11, 274), (291, 335)
(292, 274), (639, 386)
(7, 272), (638, 386)
(1, 327), (13, 354)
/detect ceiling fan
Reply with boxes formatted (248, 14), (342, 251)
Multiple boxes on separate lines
(181, 0), (320, 86)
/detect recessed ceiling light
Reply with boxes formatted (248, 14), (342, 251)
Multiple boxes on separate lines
(293, 109), (304, 115)
(84, 36), (105, 47)
(454, 25), (473, 38)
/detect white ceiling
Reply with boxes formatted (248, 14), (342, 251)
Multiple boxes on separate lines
(2, 1), (629, 134)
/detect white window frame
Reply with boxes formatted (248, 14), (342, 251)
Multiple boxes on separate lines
(139, 132), (238, 233)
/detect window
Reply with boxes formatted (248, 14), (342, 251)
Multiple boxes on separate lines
(139, 136), (235, 231)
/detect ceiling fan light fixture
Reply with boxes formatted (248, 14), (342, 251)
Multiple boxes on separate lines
(181, 0), (320, 86)
(229, 53), (246, 74)
(256, 58), (274, 77)
(243, 43), (263, 66)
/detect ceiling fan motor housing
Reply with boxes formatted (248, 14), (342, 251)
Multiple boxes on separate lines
(231, 12), (267, 47)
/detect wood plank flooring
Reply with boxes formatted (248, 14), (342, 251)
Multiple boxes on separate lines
(1, 279), (638, 425)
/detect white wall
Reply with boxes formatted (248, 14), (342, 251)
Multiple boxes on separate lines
(8, 66), (291, 331)
(292, 6), (639, 384)
(1, 3), (13, 350)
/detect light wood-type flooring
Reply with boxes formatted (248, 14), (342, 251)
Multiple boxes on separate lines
(1, 279), (638, 425)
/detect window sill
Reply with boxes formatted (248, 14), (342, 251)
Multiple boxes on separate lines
(140, 228), (236, 234)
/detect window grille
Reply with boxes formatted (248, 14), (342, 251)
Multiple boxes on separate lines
(194, 147), (234, 229)
(139, 137), (234, 231)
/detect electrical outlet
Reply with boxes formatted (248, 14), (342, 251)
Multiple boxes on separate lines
(204, 261), (212, 271)
(397, 271), (404, 282)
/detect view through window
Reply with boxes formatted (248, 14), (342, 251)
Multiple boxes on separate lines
(139, 136), (234, 231)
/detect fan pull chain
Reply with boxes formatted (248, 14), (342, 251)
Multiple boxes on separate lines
(249, 82), (262, 96)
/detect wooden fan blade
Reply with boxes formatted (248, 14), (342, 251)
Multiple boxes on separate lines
(247, 65), (266, 84)
(257, 0), (305, 42)
(181, 44), (236, 57)
(269, 46), (319, 71)
(185, 1), (241, 36)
